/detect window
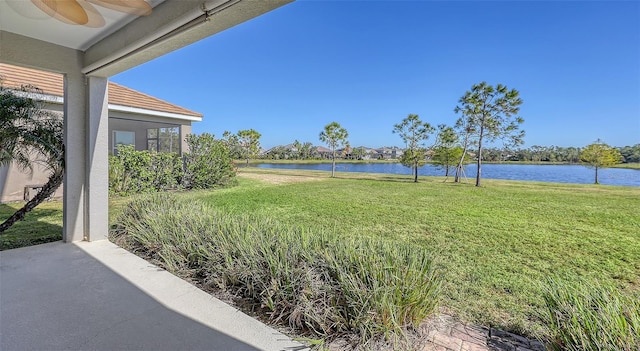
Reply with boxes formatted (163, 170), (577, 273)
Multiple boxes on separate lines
(147, 127), (179, 153)
(113, 131), (135, 154)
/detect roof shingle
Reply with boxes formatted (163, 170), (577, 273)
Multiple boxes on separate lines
(0, 63), (203, 118)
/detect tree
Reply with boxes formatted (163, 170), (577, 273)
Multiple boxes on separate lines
(351, 146), (366, 160)
(300, 142), (314, 159)
(292, 139), (302, 159)
(392, 114), (434, 182)
(222, 131), (243, 160)
(183, 133), (236, 189)
(432, 124), (462, 179)
(237, 129), (261, 166)
(399, 148), (428, 178)
(0, 83), (64, 233)
(319, 122), (349, 177)
(580, 140), (622, 184)
(619, 144), (640, 163)
(453, 114), (476, 183)
(454, 82), (524, 186)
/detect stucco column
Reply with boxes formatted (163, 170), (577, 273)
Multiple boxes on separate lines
(63, 73), (86, 242)
(85, 77), (109, 241)
(180, 124), (191, 154)
(63, 74), (109, 242)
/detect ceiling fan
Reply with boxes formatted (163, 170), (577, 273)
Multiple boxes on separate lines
(29, 0), (152, 28)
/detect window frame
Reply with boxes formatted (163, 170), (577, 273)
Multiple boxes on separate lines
(147, 126), (180, 153)
(112, 130), (135, 154)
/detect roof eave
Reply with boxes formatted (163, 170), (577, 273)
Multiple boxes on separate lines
(8, 89), (203, 122)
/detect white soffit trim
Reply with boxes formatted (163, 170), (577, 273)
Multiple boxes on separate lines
(10, 91), (64, 104)
(10, 90), (202, 122)
(109, 104), (202, 121)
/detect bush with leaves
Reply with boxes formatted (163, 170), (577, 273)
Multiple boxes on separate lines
(109, 145), (153, 195)
(182, 133), (236, 189)
(109, 145), (183, 196)
(150, 151), (183, 191)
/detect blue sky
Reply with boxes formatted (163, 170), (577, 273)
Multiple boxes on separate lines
(112, 0), (640, 149)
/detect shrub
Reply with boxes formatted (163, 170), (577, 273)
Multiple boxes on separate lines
(542, 277), (640, 351)
(150, 150), (183, 191)
(182, 133), (236, 189)
(109, 145), (183, 196)
(111, 193), (441, 344)
(109, 145), (154, 195)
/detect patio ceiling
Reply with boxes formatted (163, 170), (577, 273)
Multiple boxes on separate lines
(0, 0), (293, 77)
(0, 0), (167, 51)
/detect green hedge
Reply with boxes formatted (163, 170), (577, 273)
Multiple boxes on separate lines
(109, 133), (236, 196)
(109, 145), (183, 196)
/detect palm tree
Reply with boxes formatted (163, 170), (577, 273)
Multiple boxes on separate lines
(0, 83), (65, 233)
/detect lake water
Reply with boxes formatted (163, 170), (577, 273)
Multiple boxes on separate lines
(254, 163), (640, 187)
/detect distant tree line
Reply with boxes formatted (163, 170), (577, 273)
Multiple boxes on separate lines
(482, 144), (639, 164)
(262, 140), (320, 160)
(218, 81), (635, 186)
(255, 142), (639, 165)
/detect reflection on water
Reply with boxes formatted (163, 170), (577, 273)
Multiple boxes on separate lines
(254, 163), (640, 187)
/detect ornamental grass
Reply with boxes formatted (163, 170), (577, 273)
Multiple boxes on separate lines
(111, 192), (441, 344)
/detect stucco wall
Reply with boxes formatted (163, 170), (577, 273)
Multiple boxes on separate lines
(108, 111), (192, 154)
(0, 163), (65, 203)
(1, 107), (193, 204)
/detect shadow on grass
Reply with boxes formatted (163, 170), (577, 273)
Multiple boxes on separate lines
(333, 174), (471, 185)
(0, 203), (63, 251)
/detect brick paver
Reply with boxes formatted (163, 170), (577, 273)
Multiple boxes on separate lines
(420, 315), (545, 351)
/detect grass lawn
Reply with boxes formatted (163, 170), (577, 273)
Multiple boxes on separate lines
(0, 197), (134, 250)
(0, 201), (63, 250)
(190, 168), (640, 336)
(3, 168), (639, 338)
(613, 162), (640, 170)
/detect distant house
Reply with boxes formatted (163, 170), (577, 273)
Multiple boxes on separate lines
(374, 147), (404, 160)
(261, 144), (293, 159)
(0, 63), (202, 203)
(316, 146), (332, 159)
(347, 146), (378, 160)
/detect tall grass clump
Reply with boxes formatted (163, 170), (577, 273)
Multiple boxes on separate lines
(110, 193), (441, 344)
(542, 277), (640, 350)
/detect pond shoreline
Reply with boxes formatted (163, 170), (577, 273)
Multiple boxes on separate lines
(249, 162), (640, 187)
(240, 159), (640, 170)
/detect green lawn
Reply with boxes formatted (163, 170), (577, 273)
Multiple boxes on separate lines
(191, 168), (640, 336)
(0, 197), (131, 250)
(613, 162), (640, 170)
(0, 202), (63, 250)
(3, 168), (639, 338)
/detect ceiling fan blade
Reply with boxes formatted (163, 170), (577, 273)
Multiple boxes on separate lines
(87, 0), (152, 16)
(30, 0), (89, 25)
(77, 0), (106, 28)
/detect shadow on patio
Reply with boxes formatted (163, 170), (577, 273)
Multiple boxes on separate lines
(0, 240), (303, 351)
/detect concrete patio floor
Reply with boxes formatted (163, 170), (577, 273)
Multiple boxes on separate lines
(0, 240), (304, 351)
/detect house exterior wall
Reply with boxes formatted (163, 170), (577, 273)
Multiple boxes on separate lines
(0, 162), (65, 203)
(108, 111), (192, 155)
(1, 105), (193, 203)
